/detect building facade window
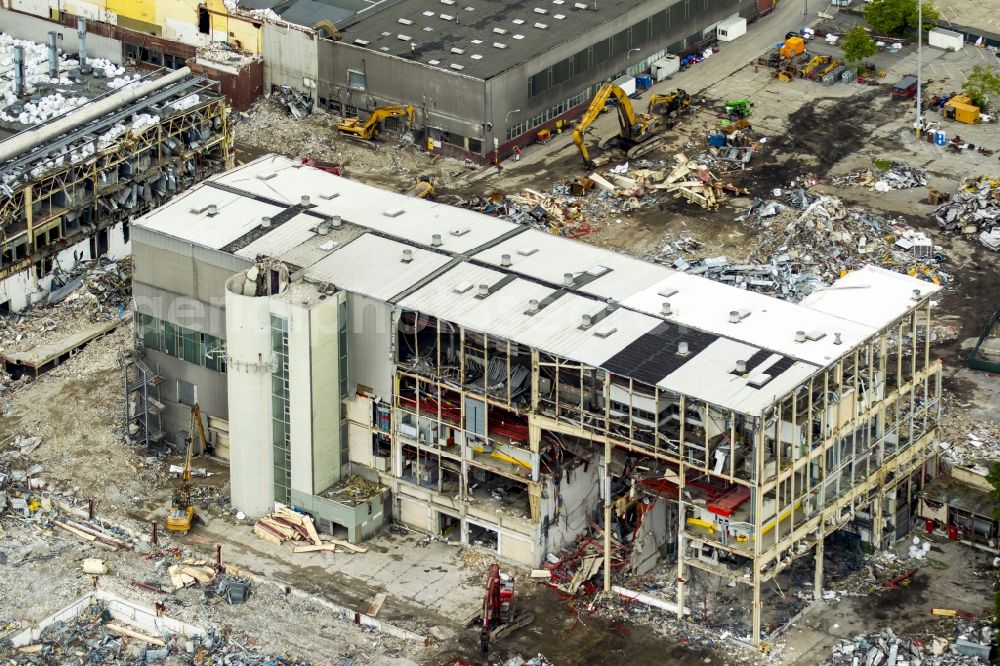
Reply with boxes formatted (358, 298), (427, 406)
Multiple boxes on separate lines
(347, 70), (367, 91)
(136, 313), (226, 374)
(271, 314), (291, 505)
(177, 379), (198, 405)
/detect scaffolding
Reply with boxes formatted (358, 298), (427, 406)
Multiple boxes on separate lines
(119, 347), (165, 451)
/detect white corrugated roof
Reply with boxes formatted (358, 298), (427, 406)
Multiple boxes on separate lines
(138, 185), (284, 250)
(216, 157), (515, 255)
(305, 233), (453, 301)
(235, 213), (317, 260)
(656, 338), (818, 415)
(799, 265), (939, 328)
(471, 228), (672, 301)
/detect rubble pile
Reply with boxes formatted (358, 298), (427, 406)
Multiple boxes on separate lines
(269, 84), (314, 119)
(833, 163), (927, 191)
(932, 177), (1000, 251)
(827, 625), (993, 665)
(646, 194), (946, 301)
(1, 602), (308, 665)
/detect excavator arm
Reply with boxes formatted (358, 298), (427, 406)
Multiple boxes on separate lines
(572, 83), (646, 167)
(338, 105), (415, 140)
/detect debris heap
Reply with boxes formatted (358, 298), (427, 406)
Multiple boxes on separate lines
(933, 177), (1000, 251)
(833, 162), (927, 191)
(827, 625), (993, 665)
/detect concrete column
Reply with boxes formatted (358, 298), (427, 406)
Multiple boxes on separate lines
(603, 438), (612, 593)
(751, 560), (762, 645)
(675, 465), (686, 618)
(814, 537), (824, 601)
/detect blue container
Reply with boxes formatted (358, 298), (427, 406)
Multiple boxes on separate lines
(708, 133), (728, 148)
(635, 74), (653, 90)
(934, 130), (947, 146)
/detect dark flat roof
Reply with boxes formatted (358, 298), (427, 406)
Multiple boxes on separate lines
(340, 0), (668, 80)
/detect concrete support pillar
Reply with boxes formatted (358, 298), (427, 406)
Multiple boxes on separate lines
(814, 537), (824, 601)
(675, 466), (686, 618)
(603, 438), (612, 593)
(751, 560), (762, 645)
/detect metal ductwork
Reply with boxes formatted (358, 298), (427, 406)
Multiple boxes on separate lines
(77, 17), (90, 73)
(14, 46), (25, 97)
(48, 32), (59, 79)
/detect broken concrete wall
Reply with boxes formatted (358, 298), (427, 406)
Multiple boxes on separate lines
(263, 22), (318, 103)
(543, 460), (600, 560)
(631, 498), (671, 575)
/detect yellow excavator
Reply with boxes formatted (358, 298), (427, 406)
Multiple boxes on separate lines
(647, 89), (690, 117)
(166, 403), (208, 534)
(572, 83), (664, 168)
(337, 105), (415, 141)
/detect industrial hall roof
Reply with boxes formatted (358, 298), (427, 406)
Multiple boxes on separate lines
(337, 0), (657, 80)
(135, 154), (939, 415)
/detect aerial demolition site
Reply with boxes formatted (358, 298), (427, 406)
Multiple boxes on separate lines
(2, 0), (1000, 664)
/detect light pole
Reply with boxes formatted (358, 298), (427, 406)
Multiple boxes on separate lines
(498, 108), (520, 164)
(627, 48), (640, 60)
(915, 0), (923, 137)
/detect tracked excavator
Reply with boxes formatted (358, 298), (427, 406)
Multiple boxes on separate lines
(166, 403), (208, 534)
(647, 89), (691, 117)
(337, 105), (415, 141)
(572, 82), (667, 168)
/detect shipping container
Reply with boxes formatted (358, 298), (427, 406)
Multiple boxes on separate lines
(651, 55), (680, 81)
(928, 28), (964, 51)
(612, 75), (636, 97)
(717, 16), (747, 41)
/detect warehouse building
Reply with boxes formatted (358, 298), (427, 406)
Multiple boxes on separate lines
(130, 154), (942, 643)
(0, 27), (231, 314)
(319, 0), (769, 158)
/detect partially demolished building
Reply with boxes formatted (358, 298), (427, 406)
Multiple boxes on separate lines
(0, 30), (231, 313)
(130, 154), (942, 644)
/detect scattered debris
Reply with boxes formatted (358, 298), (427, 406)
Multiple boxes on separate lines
(833, 162), (927, 191)
(826, 624), (993, 665)
(933, 177), (1000, 251)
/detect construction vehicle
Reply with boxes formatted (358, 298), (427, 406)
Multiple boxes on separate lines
(573, 82), (666, 167)
(478, 564), (533, 653)
(337, 105), (414, 141)
(724, 99), (753, 119)
(647, 89), (691, 117)
(801, 55), (830, 79)
(779, 36), (805, 58)
(313, 19), (341, 40)
(404, 177), (434, 198)
(166, 404), (207, 534)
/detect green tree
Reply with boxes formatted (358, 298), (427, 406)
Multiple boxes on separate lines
(842, 26), (879, 64)
(962, 65), (1000, 110)
(864, 0), (938, 35)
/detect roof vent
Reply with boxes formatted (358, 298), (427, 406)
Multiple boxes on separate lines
(512, 18), (525, 24)
(257, 171), (277, 181)
(440, 0), (455, 4)
(441, 13), (454, 20)
(493, 42), (507, 49)
(735, 359), (747, 374)
(384, 207), (404, 218)
(330, 215), (342, 227)
(533, 7), (548, 13)
(729, 308), (750, 323)
(423, 10), (435, 15)
(500, 253), (512, 267)
(748, 374), (773, 388)
(353, 39), (370, 46)
(471, 54), (483, 59)
(574, 2), (587, 7)
(661, 302), (672, 316)
(320, 192), (340, 200)
(579, 314), (593, 329)
(911, 289), (921, 301)
(450, 63), (464, 70)
(454, 281), (473, 293)
(587, 264), (611, 277)
(477, 284), (490, 297)
(451, 47), (465, 54)
(316, 222), (328, 235)
(795, 330), (806, 343)
(471, 38), (483, 44)
(451, 226), (469, 236)
(513, 34), (524, 39)
(402, 249), (414, 263)
(261, 216), (272, 228)
(431, 233), (443, 247)
(677, 341), (689, 356)
(518, 246), (538, 256)
(428, 59), (441, 65)
(593, 326), (617, 339)
(554, 13), (565, 18)
(605, 297), (615, 312)
(493, 27), (507, 34)
(300, 195), (312, 207)
(190, 204), (209, 214)
(398, 17), (413, 24)
(658, 287), (678, 298)
(206, 204), (218, 217)
(805, 330), (827, 341)
(397, 33), (411, 41)
(527, 299), (540, 314)
(563, 272), (574, 287)
(534, 22), (548, 28)
(833, 332), (842, 345)
(319, 240), (336, 252)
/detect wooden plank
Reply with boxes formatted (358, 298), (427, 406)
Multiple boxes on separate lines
(180, 566), (214, 584)
(326, 539), (368, 553)
(530, 569), (552, 579)
(366, 592), (387, 617)
(105, 623), (166, 647)
(53, 520), (96, 542)
(293, 543), (337, 553)
(301, 514), (323, 546)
